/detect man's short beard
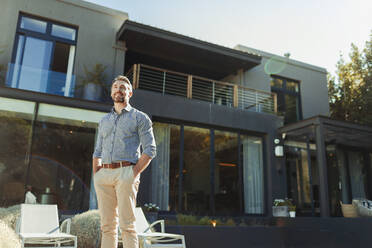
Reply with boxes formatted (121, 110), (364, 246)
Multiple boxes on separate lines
(112, 93), (125, 103)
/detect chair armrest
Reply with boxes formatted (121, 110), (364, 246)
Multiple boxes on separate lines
(15, 217), (20, 234)
(145, 219), (165, 233)
(60, 218), (72, 234)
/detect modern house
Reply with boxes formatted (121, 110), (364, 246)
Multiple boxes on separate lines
(1, 0), (372, 228)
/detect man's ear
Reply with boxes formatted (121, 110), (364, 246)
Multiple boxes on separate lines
(129, 91), (133, 98)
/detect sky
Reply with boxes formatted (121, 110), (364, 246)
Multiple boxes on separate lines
(87, 0), (371, 76)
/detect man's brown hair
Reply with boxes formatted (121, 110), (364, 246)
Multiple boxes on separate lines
(112, 75), (132, 91)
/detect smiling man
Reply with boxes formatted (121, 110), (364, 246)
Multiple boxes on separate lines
(92, 75), (156, 248)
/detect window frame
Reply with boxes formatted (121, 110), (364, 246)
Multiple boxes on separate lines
(15, 12), (78, 45)
(10, 12), (79, 96)
(12, 13), (78, 64)
(270, 75), (303, 123)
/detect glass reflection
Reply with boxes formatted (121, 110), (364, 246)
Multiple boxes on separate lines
(51, 24), (76, 41)
(270, 78), (283, 88)
(286, 81), (299, 92)
(285, 145), (320, 216)
(183, 126), (210, 215)
(168, 125), (181, 212)
(347, 151), (367, 198)
(0, 98), (34, 207)
(214, 130), (239, 215)
(242, 135), (264, 214)
(20, 16), (47, 33)
(284, 94), (299, 124)
(151, 123), (180, 211)
(29, 104), (102, 212)
(13, 36), (53, 92)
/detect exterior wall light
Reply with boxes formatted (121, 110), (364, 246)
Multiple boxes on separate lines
(274, 138), (284, 157)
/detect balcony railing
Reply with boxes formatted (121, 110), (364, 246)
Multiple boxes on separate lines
(126, 64), (277, 114)
(5, 63), (76, 97)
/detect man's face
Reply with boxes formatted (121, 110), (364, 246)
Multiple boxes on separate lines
(111, 80), (132, 103)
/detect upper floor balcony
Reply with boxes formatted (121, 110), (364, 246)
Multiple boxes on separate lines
(1, 61), (277, 116)
(126, 64), (277, 114)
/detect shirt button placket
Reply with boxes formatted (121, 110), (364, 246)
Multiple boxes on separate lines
(111, 114), (119, 162)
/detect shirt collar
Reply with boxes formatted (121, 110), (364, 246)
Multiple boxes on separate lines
(124, 103), (132, 112)
(111, 103), (132, 115)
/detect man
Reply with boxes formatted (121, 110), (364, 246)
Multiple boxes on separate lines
(93, 75), (156, 248)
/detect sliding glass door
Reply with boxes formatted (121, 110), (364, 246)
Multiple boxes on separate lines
(152, 122), (265, 215)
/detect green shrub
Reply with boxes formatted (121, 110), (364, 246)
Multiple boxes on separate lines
(198, 216), (212, 225)
(61, 210), (101, 248)
(176, 214), (198, 225)
(223, 218), (236, 226)
(175, 214), (236, 226)
(0, 204), (21, 230)
(165, 219), (177, 225)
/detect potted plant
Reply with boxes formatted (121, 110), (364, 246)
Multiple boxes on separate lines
(273, 198), (296, 217)
(80, 64), (108, 101)
(143, 203), (160, 224)
(287, 201), (296, 218)
(273, 199), (289, 217)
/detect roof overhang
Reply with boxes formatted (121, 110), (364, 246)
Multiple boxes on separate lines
(116, 20), (261, 79)
(279, 116), (372, 150)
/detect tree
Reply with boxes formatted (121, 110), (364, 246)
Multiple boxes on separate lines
(328, 31), (372, 126)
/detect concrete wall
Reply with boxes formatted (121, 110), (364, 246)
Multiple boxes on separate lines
(167, 218), (372, 248)
(0, 0), (128, 91)
(234, 45), (330, 119)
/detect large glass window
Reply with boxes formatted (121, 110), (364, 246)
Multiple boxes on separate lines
(151, 123), (181, 211)
(7, 14), (77, 97)
(183, 126), (211, 215)
(329, 147), (371, 217)
(28, 104), (104, 212)
(285, 143), (320, 216)
(242, 135), (264, 214)
(347, 151), (367, 199)
(270, 76), (302, 124)
(214, 130), (239, 215)
(0, 97), (34, 207)
(168, 125), (181, 212)
(152, 121), (265, 216)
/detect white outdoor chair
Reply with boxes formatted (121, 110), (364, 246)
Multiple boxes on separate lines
(119, 207), (186, 248)
(17, 204), (77, 248)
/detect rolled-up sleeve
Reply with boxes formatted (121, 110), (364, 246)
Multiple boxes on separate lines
(92, 120), (103, 159)
(138, 114), (156, 159)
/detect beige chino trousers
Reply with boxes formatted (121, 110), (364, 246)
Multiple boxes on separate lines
(94, 165), (140, 248)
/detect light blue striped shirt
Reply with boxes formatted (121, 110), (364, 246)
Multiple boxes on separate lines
(93, 104), (156, 164)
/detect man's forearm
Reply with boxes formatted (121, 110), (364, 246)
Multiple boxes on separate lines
(133, 153), (152, 177)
